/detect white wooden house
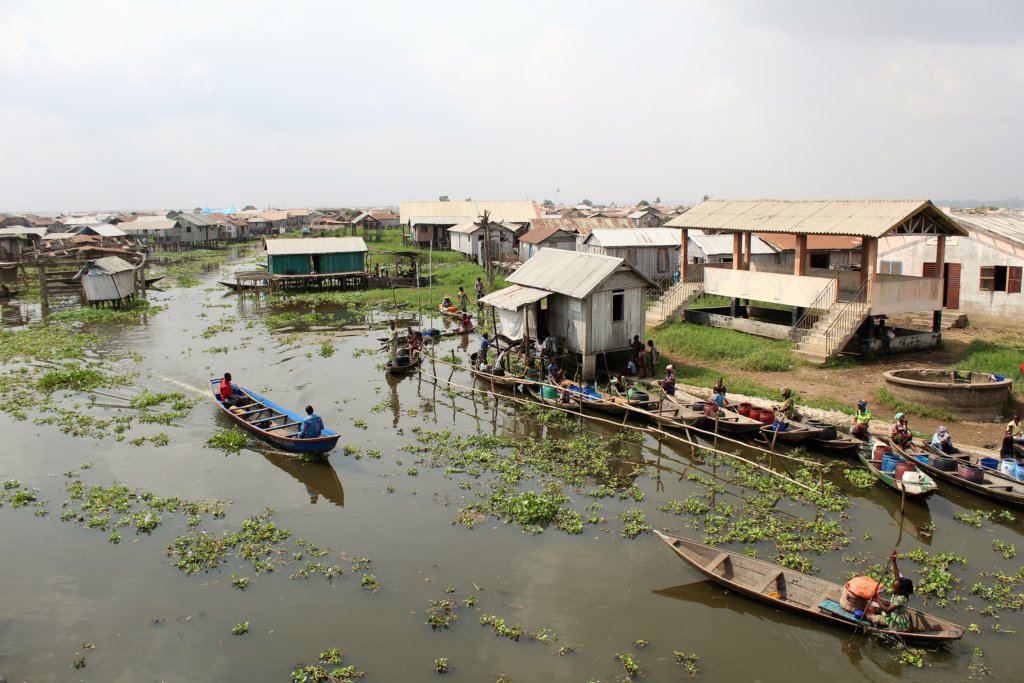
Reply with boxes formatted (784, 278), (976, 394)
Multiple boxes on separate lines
(579, 228), (680, 286)
(482, 250), (656, 379)
(447, 220), (520, 264)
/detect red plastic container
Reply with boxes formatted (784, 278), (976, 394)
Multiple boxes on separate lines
(703, 402), (717, 417)
(738, 402), (752, 417)
(758, 409), (775, 424)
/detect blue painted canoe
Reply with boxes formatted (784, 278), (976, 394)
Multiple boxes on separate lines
(209, 379), (339, 456)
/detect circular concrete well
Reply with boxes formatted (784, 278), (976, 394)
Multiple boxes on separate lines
(882, 368), (1013, 421)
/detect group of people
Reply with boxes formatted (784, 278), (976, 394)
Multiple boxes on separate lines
(218, 372), (324, 439)
(627, 335), (660, 378)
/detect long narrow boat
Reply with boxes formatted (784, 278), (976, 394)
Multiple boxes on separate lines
(438, 304), (467, 319)
(891, 440), (1024, 507)
(558, 380), (628, 416)
(218, 279), (265, 292)
(856, 436), (937, 497)
(144, 276), (165, 287)
(470, 365), (520, 388)
(648, 392), (706, 433)
(654, 532), (964, 643)
(758, 421), (818, 444)
(524, 383), (581, 409)
(209, 379), (339, 456)
(386, 355), (423, 375)
(810, 430), (863, 455)
(671, 390), (763, 436)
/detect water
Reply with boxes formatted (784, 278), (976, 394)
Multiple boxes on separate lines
(1, 263), (1020, 682)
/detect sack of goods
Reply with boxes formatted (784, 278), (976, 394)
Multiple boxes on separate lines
(841, 576), (883, 612)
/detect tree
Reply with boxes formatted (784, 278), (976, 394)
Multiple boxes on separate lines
(655, 196), (661, 204)
(542, 199), (554, 208)
(581, 199), (593, 207)
(439, 195), (450, 202)
(243, 205), (257, 211)
(701, 194), (711, 203)
(638, 200), (650, 207)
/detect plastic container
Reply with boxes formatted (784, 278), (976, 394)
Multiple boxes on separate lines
(933, 455), (957, 472)
(881, 452), (900, 473)
(915, 455), (929, 464)
(1016, 463), (1024, 482)
(980, 457), (1000, 470)
(894, 461), (917, 481)
(758, 409), (775, 424)
(1001, 459), (1017, 478)
(841, 577), (881, 612)
(770, 420), (788, 432)
(737, 402), (752, 417)
(958, 463), (985, 482)
(703, 402), (717, 417)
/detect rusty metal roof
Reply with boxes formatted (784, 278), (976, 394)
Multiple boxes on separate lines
(479, 284), (551, 310)
(266, 237), (368, 256)
(399, 200), (540, 225)
(528, 217), (634, 236)
(665, 199), (967, 238)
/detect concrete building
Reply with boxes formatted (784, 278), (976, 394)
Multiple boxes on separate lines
(878, 209), (1024, 326)
(662, 199), (969, 362)
(483, 250), (656, 379)
(579, 228), (681, 286)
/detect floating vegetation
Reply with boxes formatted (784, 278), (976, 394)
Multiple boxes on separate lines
(205, 428), (249, 453)
(434, 657), (449, 673)
(168, 509), (289, 575)
(289, 647), (365, 682)
(673, 650), (701, 676)
(993, 539), (1016, 559)
(616, 652), (641, 677)
(954, 508), (1015, 528)
(360, 573), (380, 592)
(0, 480), (46, 511)
(479, 614), (557, 643)
(232, 621), (250, 635)
(200, 317), (239, 339)
(320, 342), (335, 358)
(50, 299), (163, 325)
(897, 549), (966, 606)
(843, 467), (876, 489)
(619, 508), (651, 539)
(61, 479), (225, 536)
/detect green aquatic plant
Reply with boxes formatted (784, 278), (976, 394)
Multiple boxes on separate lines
(232, 621), (249, 635)
(205, 428), (248, 453)
(434, 657), (449, 673)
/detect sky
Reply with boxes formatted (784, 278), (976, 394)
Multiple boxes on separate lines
(1, 0), (1022, 212)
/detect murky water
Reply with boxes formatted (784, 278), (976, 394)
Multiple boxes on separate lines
(1, 261), (1021, 682)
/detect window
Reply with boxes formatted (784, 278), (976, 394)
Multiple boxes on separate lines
(186, 225), (192, 233)
(656, 248), (669, 272)
(810, 253), (830, 269)
(980, 265), (1008, 292)
(879, 260), (903, 275)
(612, 289), (625, 322)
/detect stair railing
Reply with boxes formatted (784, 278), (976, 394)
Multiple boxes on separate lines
(821, 277), (871, 356)
(656, 264), (705, 320)
(791, 278), (837, 339)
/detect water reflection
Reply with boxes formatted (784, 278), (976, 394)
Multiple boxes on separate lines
(846, 483), (934, 546)
(251, 444), (345, 507)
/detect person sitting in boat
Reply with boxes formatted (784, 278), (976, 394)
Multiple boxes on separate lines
(712, 377), (728, 408)
(625, 357), (638, 376)
(219, 372), (243, 407)
(866, 551), (914, 632)
(523, 357), (542, 384)
(775, 387), (800, 421)
(459, 312), (473, 332)
(457, 287), (470, 313)
(850, 399), (871, 440)
(406, 326), (416, 345)
(659, 364), (676, 397)
(1007, 415), (1024, 446)
(442, 295), (454, 309)
(930, 425), (956, 454)
(890, 412), (912, 448)
(546, 360), (563, 384)
(541, 333), (557, 358)
(408, 332), (423, 361)
(298, 405), (324, 439)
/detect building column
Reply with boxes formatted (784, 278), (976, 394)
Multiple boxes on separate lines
(743, 232), (752, 270)
(679, 228), (688, 280)
(794, 234), (807, 276)
(865, 237), (878, 307)
(859, 237), (870, 284)
(933, 234), (946, 332)
(731, 232), (741, 317)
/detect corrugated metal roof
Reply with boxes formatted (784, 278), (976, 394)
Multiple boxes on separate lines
(90, 256), (136, 274)
(121, 217), (177, 232)
(950, 210), (1024, 250)
(519, 225), (575, 244)
(266, 237), (368, 256)
(87, 224), (127, 237)
(689, 232), (777, 256)
(409, 215), (471, 227)
(479, 284), (551, 310)
(665, 199), (968, 238)
(528, 217), (635, 236)
(584, 228), (680, 248)
(447, 220), (517, 235)
(0, 227), (46, 237)
(509, 250), (633, 298)
(178, 212), (220, 227)
(399, 200), (540, 224)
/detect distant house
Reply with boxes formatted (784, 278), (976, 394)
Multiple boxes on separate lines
(628, 206), (663, 228)
(688, 231), (779, 266)
(71, 224), (127, 238)
(266, 237), (368, 275)
(517, 224), (577, 263)
(0, 227), (45, 261)
(369, 210), (400, 228)
(74, 256), (137, 305)
(247, 210), (290, 235)
(484, 250), (656, 378)
(877, 209), (1024, 325)
(172, 212), (220, 243)
(447, 220), (520, 264)
(0, 214), (31, 228)
(400, 200), (540, 248)
(579, 228), (681, 284)
(120, 216), (182, 246)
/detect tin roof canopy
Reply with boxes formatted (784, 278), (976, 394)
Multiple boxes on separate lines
(509, 250), (655, 298)
(266, 237), (368, 256)
(666, 199), (968, 238)
(479, 284), (551, 311)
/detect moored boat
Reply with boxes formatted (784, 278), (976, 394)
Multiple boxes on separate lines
(758, 421), (818, 444)
(469, 365), (520, 388)
(856, 437), (937, 497)
(209, 379), (339, 456)
(648, 391), (706, 433)
(671, 391), (763, 436)
(891, 439), (1024, 507)
(654, 531), (964, 643)
(386, 354), (423, 375)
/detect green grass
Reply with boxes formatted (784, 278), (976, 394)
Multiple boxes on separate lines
(873, 387), (957, 421)
(955, 339), (1024, 379)
(650, 322), (798, 372)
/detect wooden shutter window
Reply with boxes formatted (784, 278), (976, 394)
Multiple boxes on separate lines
(922, 262), (938, 278)
(980, 266), (995, 291)
(1009, 266), (1023, 294)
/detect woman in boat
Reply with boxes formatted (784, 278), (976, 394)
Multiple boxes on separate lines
(408, 331), (423, 361)
(659, 364), (676, 396)
(712, 377), (728, 407)
(299, 405), (324, 439)
(930, 425), (956, 454)
(406, 326), (416, 346)
(775, 387), (799, 421)
(867, 551), (914, 632)
(442, 295), (454, 309)
(457, 287), (470, 313)
(850, 399), (871, 440)
(458, 312), (473, 332)
(890, 412), (913, 448)
(523, 357), (542, 384)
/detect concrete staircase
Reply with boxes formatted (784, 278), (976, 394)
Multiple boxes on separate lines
(794, 301), (870, 363)
(645, 279), (704, 328)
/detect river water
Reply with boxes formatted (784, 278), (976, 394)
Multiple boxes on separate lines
(1, 258), (1021, 682)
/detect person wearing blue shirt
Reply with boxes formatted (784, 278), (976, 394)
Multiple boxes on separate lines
(299, 405), (324, 439)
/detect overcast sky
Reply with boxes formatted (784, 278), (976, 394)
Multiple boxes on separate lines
(1, 0), (1022, 212)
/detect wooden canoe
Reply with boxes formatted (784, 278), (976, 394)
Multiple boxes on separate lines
(558, 380), (628, 416)
(438, 304), (468, 318)
(654, 532), (963, 642)
(810, 430), (863, 455)
(524, 383), (581, 409)
(209, 379), (339, 456)
(676, 394), (763, 436)
(386, 355), (422, 375)
(758, 421), (818, 444)
(648, 392), (706, 433)
(891, 440), (1024, 507)
(144, 276), (165, 287)
(219, 280), (265, 292)
(470, 365), (521, 388)
(856, 437), (937, 497)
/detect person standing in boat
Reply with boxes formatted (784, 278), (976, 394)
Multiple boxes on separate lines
(850, 400), (871, 440)
(930, 425), (956, 454)
(866, 551), (913, 632)
(219, 372), (243, 407)
(631, 335), (647, 378)
(475, 277), (485, 310)
(387, 321), (399, 361)
(646, 339), (660, 373)
(457, 286), (470, 313)
(890, 412), (912, 448)
(299, 405), (324, 439)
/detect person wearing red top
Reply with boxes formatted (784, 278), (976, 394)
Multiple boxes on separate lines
(219, 372), (241, 406)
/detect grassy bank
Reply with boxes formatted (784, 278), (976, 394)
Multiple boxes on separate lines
(650, 321), (798, 372)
